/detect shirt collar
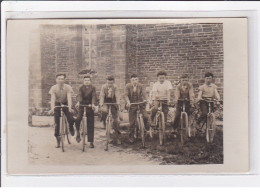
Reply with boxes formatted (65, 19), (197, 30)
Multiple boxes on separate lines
(58, 84), (65, 90)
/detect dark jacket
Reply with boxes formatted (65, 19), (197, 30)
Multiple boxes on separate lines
(78, 84), (97, 105)
(125, 83), (148, 103)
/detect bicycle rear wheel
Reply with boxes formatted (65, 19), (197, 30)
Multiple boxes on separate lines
(105, 116), (111, 151)
(206, 113), (216, 143)
(138, 115), (145, 148)
(82, 117), (87, 152)
(159, 113), (165, 146)
(60, 116), (65, 152)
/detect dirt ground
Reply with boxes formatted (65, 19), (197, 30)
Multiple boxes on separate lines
(119, 125), (223, 165)
(28, 120), (223, 165)
(28, 125), (161, 165)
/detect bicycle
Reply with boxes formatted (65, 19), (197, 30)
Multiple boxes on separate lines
(128, 101), (147, 148)
(150, 98), (168, 146)
(177, 99), (191, 146)
(54, 105), (71, 152)
(79, 104), (92, 152)
(103, 103), (120, 151)
(199, 98), (219, 143)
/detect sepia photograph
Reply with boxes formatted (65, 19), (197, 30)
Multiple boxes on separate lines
(6, 18), (248, 174)
(28, 20), (224, 166)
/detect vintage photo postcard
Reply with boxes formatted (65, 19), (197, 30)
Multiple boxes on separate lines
(5, 18), (248, 174)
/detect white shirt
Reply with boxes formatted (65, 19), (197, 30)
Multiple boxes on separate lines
(152, 80), (173, 100)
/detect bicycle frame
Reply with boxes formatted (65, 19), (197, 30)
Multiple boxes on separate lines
(54, 105), (70, 152)
(103, 103), (119, 151)
(80, 104), (92, 152)
(200, 98), (218, 143)
(129, 101), (146, 147)
(153, 98), (167, 146)
(178, 99), (190, 144)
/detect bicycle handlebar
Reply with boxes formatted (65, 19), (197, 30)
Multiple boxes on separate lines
(103, 103), (120, 105)
(178, 99), (190, 102)
(200, 98), (220, 103)
(129, 101), (147, 105)
(54, 105), (69, 108)
(79, 104), (92, 107)
(152, 98), (169, 101)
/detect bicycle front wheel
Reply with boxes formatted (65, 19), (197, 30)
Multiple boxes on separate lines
(180, 112), (188, 146)
(64, 117), (71, 144)
(60, 116), (65, 152)
(82, 117), (87, 152)
(158, 113), (165, 146)
(206, 113), (216, 143)
(138, 115), (145, 148)
(105, 117), (112, 151)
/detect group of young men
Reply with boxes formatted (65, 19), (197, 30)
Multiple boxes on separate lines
(49, 70), (221, 149)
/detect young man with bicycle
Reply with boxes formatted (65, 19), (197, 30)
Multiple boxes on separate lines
(48, 73), (75, 148)
(151, 70), (173, 125)
(99, 75), (121, 145)
(172, 74), (195, 137)
(125, 74), (150, 143)
(197, 72), (221, 124)
(75, 75), (97, 148)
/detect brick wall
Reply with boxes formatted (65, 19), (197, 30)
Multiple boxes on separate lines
(30, 23), (223, 110)
(126, 23), (223, 98)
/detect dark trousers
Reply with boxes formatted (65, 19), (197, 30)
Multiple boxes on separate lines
(54, 102), (75, 137)
(198, 100), (215, 124)
(75, 106), (95, 142)
(101, 105), (120, 136)
(151, 100), (169, 122)
(172, 101), (191, 130)
(129, 105), (150, 138)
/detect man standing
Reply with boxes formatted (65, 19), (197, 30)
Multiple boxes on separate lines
(49, 73), (75, 148)
(99, 76), (121, 145)
(125, 74), (150, 143)
(75, 75), (97, 148)
(151, 70), (173, 124)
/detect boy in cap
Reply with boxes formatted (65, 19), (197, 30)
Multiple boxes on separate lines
(125, 74), (150, 143)
(48, 73), (75, 148)
(75, 75), (97, 148)
(99, 75), (121, 145)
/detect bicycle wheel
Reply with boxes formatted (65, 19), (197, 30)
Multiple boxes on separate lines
(158, 113), (165, 146)
(64, 117), (71, 144)
(206, 113), (216, 143)
(82, 117), (87, 152)
(180, 112), (188, 146)
(105, 116), (111, 151)
(138, 115), (145, 148)
(60, 116), (65, 152)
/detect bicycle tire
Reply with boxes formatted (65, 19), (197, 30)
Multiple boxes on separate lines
(207, 113), (216, 143)
(180, 112), (188, 146)
(82, 117), (87, 152)
(159, 112), (165, 146)
(139, 115), (145, 148)
(105, 116), (111, 151)
(60, 116), (65, 152)
(64, 117), (71, 144)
